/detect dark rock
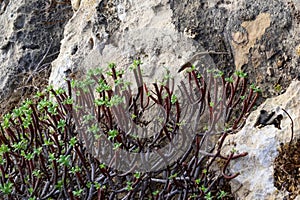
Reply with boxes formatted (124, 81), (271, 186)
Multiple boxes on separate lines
(171, 0), (299, 100)
(0, 0), (73, 109)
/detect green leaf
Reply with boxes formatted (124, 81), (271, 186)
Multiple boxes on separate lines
(44, 138), (54, 146)
(205, 192), (212, 200)
(37, 97), (50, 110)
(200, 185), (207, 192)
(94, 182), (101, 190)
(171, 94), (177, 104)
(129, 59), (142, 70)
(0, 181), (13, 195)
(12, 140), (27, 151)
(21, 151), (34, 160)
(96, 79), (112, 93)
(168, 173), (178, 179)
(250, 84), (262, 93)
(99, 163), (106, 169)
(56, 180), (64, 189)
(126, 181), (133, 191)
(235, 70), (247, 78)
(73, 189), (84, 197)
(58, 155), (71, 167)
(32, 170), (42, 178)
(108, 63), (116, 69)
(47, 103), (58, 115)
(49, 153), (55, 162)
(131, 113), (137, 119)
(33, 147), (43, 155)
(225, 76), (234, 83)
(57, 119), (66, 131)
(46, 85), (54, 92)
(113, 142), (122, 150)
(214, 70), (224, 77)
(63, 97), (73, 105)
(134, 171), (141, 179)
(0, 156), (6, 165)
(95, 97), (108, 106)
(22, 117), (32, 128)
(0, 144), (10, 155)
(35, 91), (43, 98)
(70, 166), (81, 174)
(186, 65), (196, 73)
(12, 108), (22, 118)
(69, 137), (77, 147)
(108, 129), (118, 140)
(24, 98), (33, 106)
(56, 88), (65, 95)
(217, 190), (227, 199)
(87, 67), (103, 76)
(86, 182), (92, 188)
(2, 113), (12, 128)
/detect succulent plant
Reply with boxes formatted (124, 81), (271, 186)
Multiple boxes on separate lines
(0, 60), (260, 199)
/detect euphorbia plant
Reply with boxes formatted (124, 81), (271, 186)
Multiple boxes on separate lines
(0, 60), (259, 199)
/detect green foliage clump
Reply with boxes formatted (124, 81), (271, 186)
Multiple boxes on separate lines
(0, 60), (260, 199)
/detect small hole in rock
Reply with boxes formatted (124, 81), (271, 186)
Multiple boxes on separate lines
(71, 45), (78, 55)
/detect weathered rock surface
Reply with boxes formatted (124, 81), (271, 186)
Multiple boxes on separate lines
(221, 80), (300, 200)
(0, 0), (72, 111)
(49, 0), (300, 101)
(49, 0), (210, 90)
(172, 0), (300, 100)
(225, 0), (300, 99)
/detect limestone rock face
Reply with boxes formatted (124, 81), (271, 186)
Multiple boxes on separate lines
(71, 0), (81, 11)
(224, 0), (300, 99)
(49, 0), (207, 89)
(50, 0), (300, 100)
(0, 0), (72, 104)
(173, 0), (300, 100)
(221, 80), (300, 200)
